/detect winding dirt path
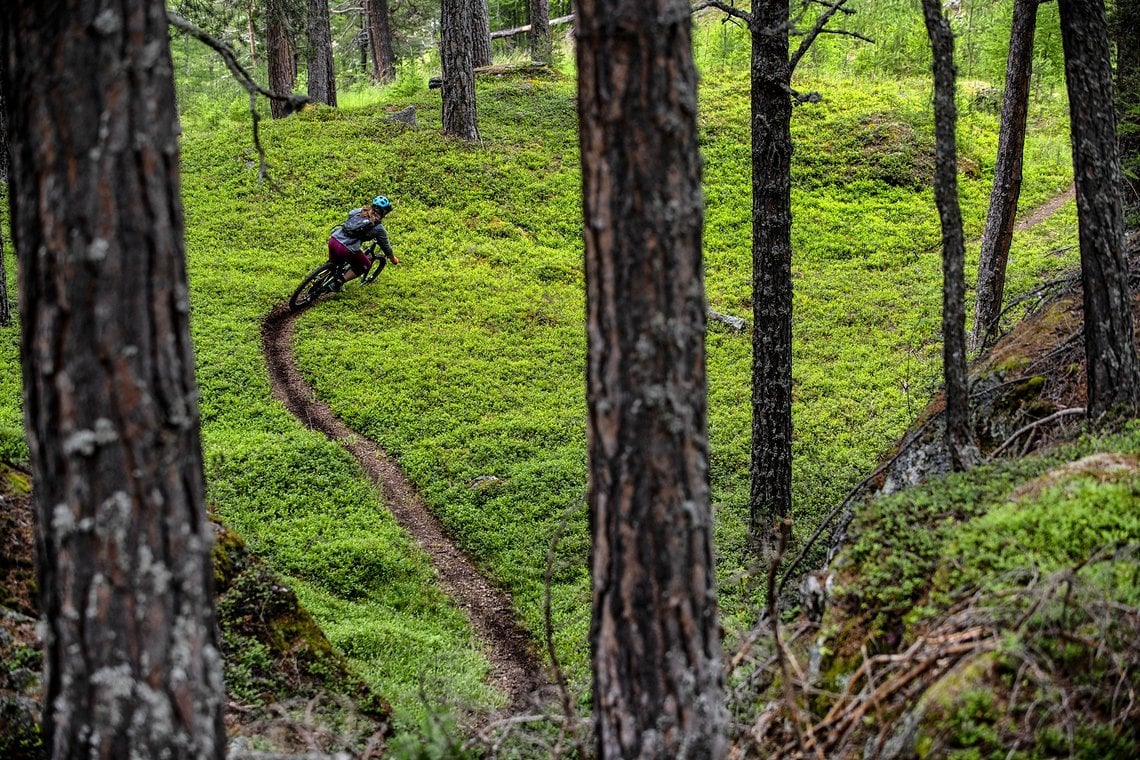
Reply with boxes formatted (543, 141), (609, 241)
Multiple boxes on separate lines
(1015, 182), (1076, 232)
(262, 303), (546, 708)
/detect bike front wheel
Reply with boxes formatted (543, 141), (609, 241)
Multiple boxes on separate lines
(289, 262), (338, 311)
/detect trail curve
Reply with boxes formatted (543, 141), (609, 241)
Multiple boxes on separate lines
(262, 303), (547, 708)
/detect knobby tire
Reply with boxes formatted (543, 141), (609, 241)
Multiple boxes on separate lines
(289, 262), (338, 311)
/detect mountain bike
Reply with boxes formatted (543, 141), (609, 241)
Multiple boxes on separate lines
(288, 242), (394, 311)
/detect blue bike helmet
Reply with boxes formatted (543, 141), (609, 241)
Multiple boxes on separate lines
(371, 195), (392, 212)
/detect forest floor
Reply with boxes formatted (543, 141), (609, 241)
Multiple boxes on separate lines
(0, 182), (1098, 756)
(261, 182), (1084, 710)
(262, 303), (548, 708)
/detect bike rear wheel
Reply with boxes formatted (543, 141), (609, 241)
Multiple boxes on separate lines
(289, 262), (339, 311)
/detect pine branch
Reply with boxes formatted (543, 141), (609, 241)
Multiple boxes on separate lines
(167, 11), (308, 184)
(691, 0), (754, 26)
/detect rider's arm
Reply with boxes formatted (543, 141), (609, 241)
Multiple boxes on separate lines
(370, 223), (395, 259)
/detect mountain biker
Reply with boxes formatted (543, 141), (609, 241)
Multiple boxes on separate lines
(327, 195), (398, 289)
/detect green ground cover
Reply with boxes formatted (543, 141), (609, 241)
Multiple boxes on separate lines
(0, 10), (1082, 726)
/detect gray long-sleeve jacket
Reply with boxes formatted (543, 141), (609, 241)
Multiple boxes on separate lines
(331, 208), (394, 257)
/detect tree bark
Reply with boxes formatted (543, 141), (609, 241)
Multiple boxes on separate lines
(972, 0), (1039, 349)
(923, 0), (975, 470)
(248, 0), (258, 68)
(470, 0), (493, 68)
(267, 0), (296, 118)
(749, 0), (795, 543)
(1059, 0), (1140, 417)
(367, 0), (397, 84)
(306, 0), (337, 106)
(529, 0), (552, 63)
(578, 2), (727, 757)
(0, 84), (11, 327)
(1116, 0), (1140, 217)
(441, 0), (480, 140)
(1, 1), (225, 757)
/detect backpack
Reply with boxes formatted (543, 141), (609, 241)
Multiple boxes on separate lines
(339, 211), (373, 239)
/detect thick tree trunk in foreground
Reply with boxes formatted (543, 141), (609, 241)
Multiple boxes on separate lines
(1059, 0), (1140, 416)
(367, 0), (397, 83)
(471, 0), (493, 68)
(267, 0), (296, 118)
(749, 0), (795, 543)
(1, 1), (225, 757)
(441, 0), (480, 140)
(972, 0), (1039, 349)
(578, 2), (727, 757)
(529, 0), (552, 63)
(923, 0), (975, 470)
(306, 0), (337, 106)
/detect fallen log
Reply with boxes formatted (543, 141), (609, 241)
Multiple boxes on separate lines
(708, 308), (746, 332)
(429, 61), (555, 90)
(489, 13), (574, 40)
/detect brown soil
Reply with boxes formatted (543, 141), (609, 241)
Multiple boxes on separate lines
(1014, 182), (1076, 231)
(261, 303), (547, 709)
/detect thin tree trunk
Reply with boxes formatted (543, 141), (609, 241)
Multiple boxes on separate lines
(471, 0), (493, 68)
(577, 0), (727, 756)
(441, 0), (480, 140)
(1, 1), (225, 757)
(529, 0), (552, 63)
(1059, 0), (1140, 417)
(306, 0), (336, 106)
(0, 85), (10, 327)
(248, 0), (258, 68)
(267, 0), (296, 118)
(749, 0), (794, 544)
(367, 0), (396, 83)
(972, 0), (1039, 349)
(923, 0), (975, 471)
(1116, 0), (1140, 216)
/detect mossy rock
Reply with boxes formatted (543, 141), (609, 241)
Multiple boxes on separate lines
(212, 519), (390, 720)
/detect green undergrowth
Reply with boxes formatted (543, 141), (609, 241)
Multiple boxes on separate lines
(820, 423), (1140, 757)
(0, 38), (1079, 722)
(833, 423), (1140, 643)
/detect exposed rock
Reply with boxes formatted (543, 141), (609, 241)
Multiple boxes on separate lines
(387, 106), (417, 127)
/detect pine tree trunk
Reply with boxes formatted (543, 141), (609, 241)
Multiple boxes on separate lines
(267, 0), (296, 118)
(1059, 0), (1140, 417)
(248, 0), (258, 68)
(0, 1), (225, 757)
(367, 0), (396, 83)
(529, 0), (552, 63)
(471, 0), (493, 68)
(306, 0), (337, 106)
(923, 0), (975, 471)
(0, 86), (11, 327)
(441, 0), (480, 140)
(972, 0), (1038, 349)
(578, 2), (727, 756)
(1116, 0), (1140, 217)
(749, 0), (794, 543)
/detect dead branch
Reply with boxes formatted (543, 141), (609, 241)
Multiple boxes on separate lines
(790, 0), (873, 73)
(708, 307), (746, 331)
(489, 14), (575, 40)
(987, 407), (1085, 460)
(428, 62), (556, 89)
(691, 0), (755, 25)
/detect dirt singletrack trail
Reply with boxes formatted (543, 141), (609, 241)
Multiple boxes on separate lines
(1015, 182), (1076, 232)
(262, 303), (547, 707)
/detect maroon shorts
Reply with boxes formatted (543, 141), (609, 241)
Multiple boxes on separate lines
(328, 237), (371, 275)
